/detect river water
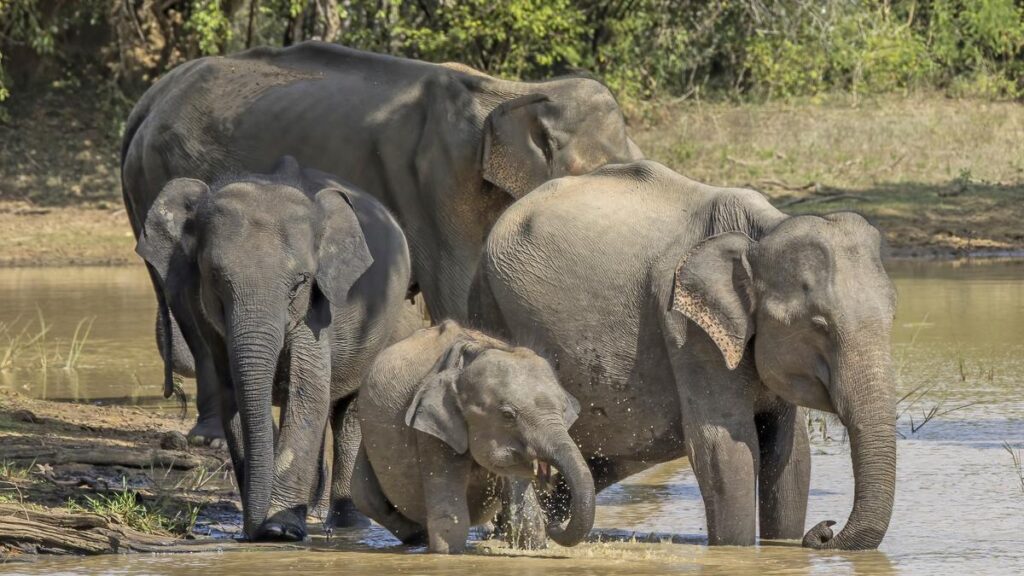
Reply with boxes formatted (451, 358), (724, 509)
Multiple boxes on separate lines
(1, 260), (1022, 575)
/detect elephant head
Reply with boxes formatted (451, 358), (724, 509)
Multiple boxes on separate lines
(481, 78), (642, 199)
(672, 212), (897, 550)
(406, 331), (595, 547)
(135, 160), (373, 537)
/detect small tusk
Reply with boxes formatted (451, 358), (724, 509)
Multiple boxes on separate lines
(532, 459), (539, 477)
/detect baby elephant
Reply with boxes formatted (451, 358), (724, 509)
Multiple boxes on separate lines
(136, 156), (410, 540)
(354, 321), (594, 553)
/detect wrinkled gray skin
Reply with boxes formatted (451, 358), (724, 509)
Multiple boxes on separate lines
(354, 321), (595, 553)
(135, 157), (410, 540)
(471, 161), (897, 550)
(120, 42), (641, 443)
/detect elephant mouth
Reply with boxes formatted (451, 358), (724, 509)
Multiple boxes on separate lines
(532, 460), (559, 491)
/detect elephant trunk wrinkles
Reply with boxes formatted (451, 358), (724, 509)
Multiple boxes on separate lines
(805, 335), (896, 550)
(537, 433), (595, 547)
(228, 305), (286, 538)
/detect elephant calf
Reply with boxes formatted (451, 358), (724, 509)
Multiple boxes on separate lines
(136, 156), (411, 540)
(353, 321), (595, 553)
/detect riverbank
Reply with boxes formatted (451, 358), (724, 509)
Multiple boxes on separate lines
(0, 389), (246, 558)
(1, 93), (1022, 265)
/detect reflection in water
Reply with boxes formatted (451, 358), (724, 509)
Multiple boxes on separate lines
(1, 261), (1022, 575)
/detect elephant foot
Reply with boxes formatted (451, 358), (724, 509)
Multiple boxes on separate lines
(256, 510), (308, 542)
(329, 497), (371, 529)
(187, 414), (226, 447)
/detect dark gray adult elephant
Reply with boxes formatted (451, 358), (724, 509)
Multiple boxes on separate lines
(471, 160), (897, 550)
(136, 157), (410, 540)
(120, 42), (640, 441)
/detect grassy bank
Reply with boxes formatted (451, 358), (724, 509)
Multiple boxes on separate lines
(1, 93), (1022, 265)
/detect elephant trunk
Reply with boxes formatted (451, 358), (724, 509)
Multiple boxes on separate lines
(536, 432), (595, 547)
(804, 337), (896, 550)
(227, 303), (286, 538)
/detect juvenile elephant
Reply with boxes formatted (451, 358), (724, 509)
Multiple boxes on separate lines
(136, 157), (410, 540)
(121, 42), (640, 442)
(472, 161), (897, 550)
(354, 321), (595, 553)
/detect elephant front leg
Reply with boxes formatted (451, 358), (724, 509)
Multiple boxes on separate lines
(329, 395), (371, 528)
(259, 336), (332, 541)
(756, 403), (810, 540)
(417, 435), (473, 554)
(673, 340), (760, 545)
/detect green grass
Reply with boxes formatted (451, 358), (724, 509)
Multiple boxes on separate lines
(0, 459), (31, 481)
(66, 478), (201, 535)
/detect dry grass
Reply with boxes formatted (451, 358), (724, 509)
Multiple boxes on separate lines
(1, 93), (1022, 264)
(631, 94), (1024, 255)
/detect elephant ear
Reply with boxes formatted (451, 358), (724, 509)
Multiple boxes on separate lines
(314, 188), (374, 305)
(562, 391), (581, 428)
(670, 232), (756, 370)
(404, 339), (480, 454)
(136, 178), (208, 283)
(482, 93), (552, 199)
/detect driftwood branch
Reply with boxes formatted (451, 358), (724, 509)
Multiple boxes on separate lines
(0, 504), (220, 554)
(1, 447), (217, 470)
(0, 504), (303, 555)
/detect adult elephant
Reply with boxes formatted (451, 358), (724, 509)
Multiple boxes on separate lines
(120, 42), (641, 441)
(472, 160), (897, 550)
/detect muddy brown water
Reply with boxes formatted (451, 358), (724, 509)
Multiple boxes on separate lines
(2, 261), (1022, 575)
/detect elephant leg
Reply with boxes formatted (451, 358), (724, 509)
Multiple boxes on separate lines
(350, 445), (426, 544)
(417, 435), (473, 554)
(497, 477), (547, 550)
(221, 392), (245, 493)
(329, 395), (371, 528)
(672, 343), (759, 545)
(756, 403), (810, 540)
(189, 368), (226, 443)
(259, 374), (331, 542)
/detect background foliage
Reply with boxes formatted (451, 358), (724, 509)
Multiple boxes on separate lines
(1, 0), (1023, 110)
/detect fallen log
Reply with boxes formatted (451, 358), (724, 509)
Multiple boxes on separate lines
(1, 447), (217, 470)
(0, 503), (230, 555)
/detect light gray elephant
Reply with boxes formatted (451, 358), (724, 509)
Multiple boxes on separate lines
(471, 160), (897, 550)
(135, 157), (410, 540)
(120, 42), (641, 443)
(353, 321), (595, 553)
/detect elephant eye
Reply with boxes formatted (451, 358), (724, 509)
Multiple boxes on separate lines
(811, 315), (829, 332)
(499, 406), (518, 422)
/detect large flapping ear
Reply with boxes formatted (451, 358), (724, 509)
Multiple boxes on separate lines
(405, 339), (479, 454)
(314, 188), (374, 305)
(136, 178), (208, 283)
(481, 93), (552, 199)
(670, 232), (756, 370)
